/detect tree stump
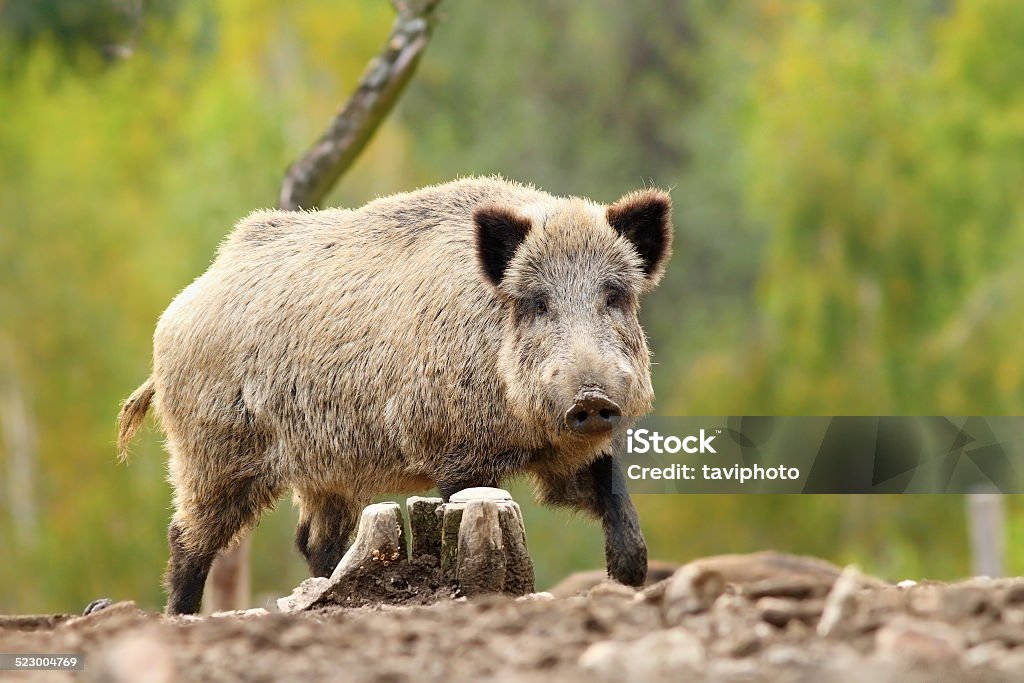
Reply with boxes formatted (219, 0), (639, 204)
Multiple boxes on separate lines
(330, 502), (407, 581)
(441, 487), (535, 597)
(407, 495), (443, 560)
(278, 489), (534, 611)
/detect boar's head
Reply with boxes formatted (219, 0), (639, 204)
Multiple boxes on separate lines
(474, 189), (672, 449)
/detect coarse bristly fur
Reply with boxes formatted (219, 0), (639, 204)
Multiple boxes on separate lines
(117, 175), (673, 614)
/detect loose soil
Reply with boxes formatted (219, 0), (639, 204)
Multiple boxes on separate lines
(3, 553), (1024, 682)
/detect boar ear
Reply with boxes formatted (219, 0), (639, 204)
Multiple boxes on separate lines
(607, 189), (673, 285)
(474, 204), (532, 287)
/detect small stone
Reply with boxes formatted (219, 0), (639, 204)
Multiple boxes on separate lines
(744, 576), (831, 600)
(757, 597), (824, 627)
(589, 581), (638, 600)
(897, 579), (918, 589)
(763, 645), (810, 667)
(818, 565), (864, 638)
(83, 598), (113, 615)
(875, 616), (966, 665)
(1003, 581), (1024, 605)
(716, 633), (761, 658)
(276, 577), (330, 613)
(1001, 606), (1024, 625)
(579, 628), (705, 681)
(516, 592), (554, 601)
(981, 622), (1024, 648)
(210, 607), (268, 618)
(940, 586), (989, 620)
(663, 565), (725, 622)
(909, 584), (945, 616)
(93, 628), (175, 683)
(963, 642), (1011, 669)
(64, 600), (145, 627)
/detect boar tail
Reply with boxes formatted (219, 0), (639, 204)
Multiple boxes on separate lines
(117, 376), (155, 461)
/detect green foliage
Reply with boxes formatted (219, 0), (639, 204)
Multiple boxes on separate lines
(2, 0), (1023, 613)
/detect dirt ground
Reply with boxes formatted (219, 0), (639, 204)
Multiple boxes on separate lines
(3, 553), (1024, 682)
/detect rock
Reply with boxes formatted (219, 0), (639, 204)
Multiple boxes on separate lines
(588, 581), (638, 600)
(909, 584), (944, 616)
(963, 641), (1011, 669)
(330, 502), (407, 581)
(63, 600), (145, 628)
(455, 500), (506, 596)
(897, 579), (918, 589)
(407, 496), (443, 560)
(1003, 580), (1024, 605)
(276, 577), (330, 613)
(210, 607), (268, 618)
(515, 592), (554, 601)
(715, 632), (761, 658)
(762, 645), (811, 667)
(92, 627), (175, 683)
(549, 560), (678, 598)
(940, 586), (989, 620)
(744, 576), (832, 600)
(1001, 606), (1024, 625)
(579, 628), (705, 681)
(83, 598), (113, 616)
(980, 622), (1024, 648)
(757, 597), (824, 627)
(875, 616), (966, 665)
(818, 565), (864, 638)
(663, 564), (725, 622)
(681, 551), (843, 586)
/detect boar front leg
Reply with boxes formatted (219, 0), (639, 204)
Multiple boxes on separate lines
(536, 454), (648, 587)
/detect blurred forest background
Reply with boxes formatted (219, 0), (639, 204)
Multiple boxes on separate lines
(2, 0), (1024, 613)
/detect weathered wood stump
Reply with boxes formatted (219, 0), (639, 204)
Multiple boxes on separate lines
(441, 487), (535, 597)
(407, 495), (443, 560)
(329, 502), (407, 581)
(278, 488), (534, 611)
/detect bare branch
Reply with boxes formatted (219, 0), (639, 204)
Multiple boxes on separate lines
(278, 0), (443, 210)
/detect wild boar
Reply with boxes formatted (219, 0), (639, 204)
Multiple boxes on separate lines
(118, 176), (672, 615)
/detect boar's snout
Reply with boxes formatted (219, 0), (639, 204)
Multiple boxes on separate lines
(564, 388), (622, 435)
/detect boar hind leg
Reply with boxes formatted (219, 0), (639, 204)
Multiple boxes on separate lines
(165, 476), (279, 616)
(294, 491), (361, 577)
(535, 455), (648, 587)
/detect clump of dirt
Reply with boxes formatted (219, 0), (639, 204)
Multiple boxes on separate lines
(311, 554), (451, 608)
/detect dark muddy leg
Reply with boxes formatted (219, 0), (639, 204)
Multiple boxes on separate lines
(536, 455), (647, 587)
(165, 524), (217, 616)
(295, 492), (360, 577)
(165, 477), (277, 615)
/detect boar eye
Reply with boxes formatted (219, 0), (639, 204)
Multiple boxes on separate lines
(534, 297), (549, 315)
(605, 287), (626, 309)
